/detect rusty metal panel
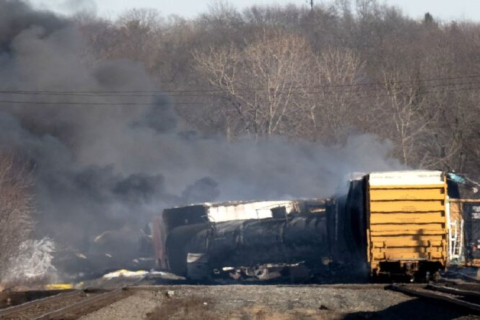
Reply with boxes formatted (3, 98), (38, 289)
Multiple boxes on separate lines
(372, 251), (444, 260)
(367, 171), (448, 275)
(370, 240), (444, 248)
(449, 200), (463, 223)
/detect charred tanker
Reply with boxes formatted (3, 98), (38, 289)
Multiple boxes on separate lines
(167, 214), (331, 280)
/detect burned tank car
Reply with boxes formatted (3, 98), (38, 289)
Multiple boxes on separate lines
(165, 214), (331, 280)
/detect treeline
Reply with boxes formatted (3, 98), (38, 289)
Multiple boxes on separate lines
(0, 153), (33, 281)
(76, 1), (480, 176)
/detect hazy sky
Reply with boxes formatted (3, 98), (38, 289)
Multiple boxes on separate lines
(30, 0), (480, 22)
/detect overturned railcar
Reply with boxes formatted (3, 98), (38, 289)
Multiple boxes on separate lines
(155, 199), (333, 280)
(153, 170), (462, 282)
(167, 215), (331, 280)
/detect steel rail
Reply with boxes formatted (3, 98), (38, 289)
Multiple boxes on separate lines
(443, 271), (480, 284)
(389, 284), (480, 313)
(426, 284), (480, 298)
(0, 290), (80, 317)
(454, 272), (480, 283)
(32, 289), (125, 320)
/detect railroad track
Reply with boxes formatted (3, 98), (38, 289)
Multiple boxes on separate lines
(0, 289), (129, 320)
(447, 271), (480, 284)
(389, 283), (480, 314)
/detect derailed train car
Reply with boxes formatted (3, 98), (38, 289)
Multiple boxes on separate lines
(347, 171), (451, 281)
(153, 199), (333, 280)
(153, 170), (462, 282)
(168, 215), (331, 280)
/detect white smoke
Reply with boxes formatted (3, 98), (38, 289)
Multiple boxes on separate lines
(4, 238), (57, 284)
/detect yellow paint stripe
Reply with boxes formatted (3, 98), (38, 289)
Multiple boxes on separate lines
(371, 230), (446, 236)
(371, 240), (443, 247)
(370, 223), (444, 231)
(370, 213), (445, 224)
(370, 189), (445, 201)
(371, 235), (446, 242)
(370, 201), (445, 212)
(372, 251), (444, 259)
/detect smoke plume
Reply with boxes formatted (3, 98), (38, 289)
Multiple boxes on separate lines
(0, 1), (404, 268)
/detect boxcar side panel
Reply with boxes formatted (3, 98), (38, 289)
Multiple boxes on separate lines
(367, 171), (448, 278)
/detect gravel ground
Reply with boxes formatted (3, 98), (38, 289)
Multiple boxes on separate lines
(78, 285), (478, 320)
(79, 291), (157, 320)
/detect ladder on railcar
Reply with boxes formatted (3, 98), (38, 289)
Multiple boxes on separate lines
(449, 220), (464, 263)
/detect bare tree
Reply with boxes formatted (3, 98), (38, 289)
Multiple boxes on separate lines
(193, 30), (320, 139)
(306, 48), (364, 143)
(66, 2), (480, 177)
(0, 153), (34, 281)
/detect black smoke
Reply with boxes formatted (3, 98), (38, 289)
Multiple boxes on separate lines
(0, 0), (404, 270)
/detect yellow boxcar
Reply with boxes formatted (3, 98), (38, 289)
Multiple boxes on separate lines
(366, 171), (448, 280)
